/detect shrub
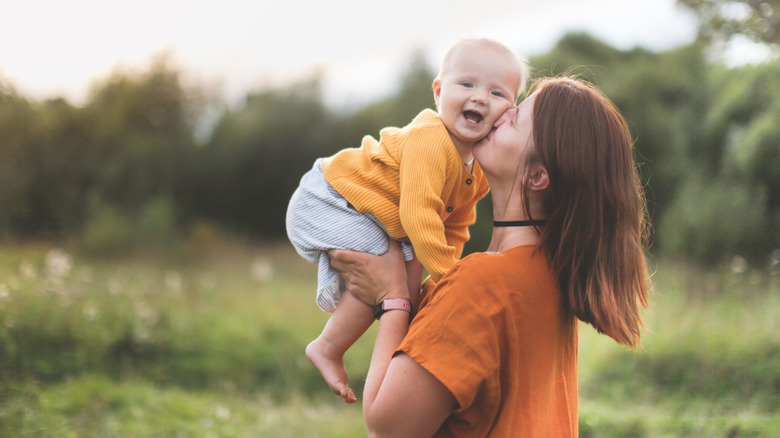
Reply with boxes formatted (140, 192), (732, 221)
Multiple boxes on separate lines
(658, 174), (769, 264)
(80, 196), (178, 256)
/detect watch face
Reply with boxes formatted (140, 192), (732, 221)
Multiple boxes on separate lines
(373, 302), (385, 319)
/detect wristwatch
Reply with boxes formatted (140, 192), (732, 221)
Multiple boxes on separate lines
(373, 299), (412, 319)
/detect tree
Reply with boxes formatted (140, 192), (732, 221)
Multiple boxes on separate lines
(190, 77), (332, 236)
(83, 54), (201, 215)
(678, 0), (780, 46)
(0, 80), (37, 239)
(0, 80), (95, 239)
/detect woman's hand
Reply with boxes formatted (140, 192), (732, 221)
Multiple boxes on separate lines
(329, 241), (409, 307)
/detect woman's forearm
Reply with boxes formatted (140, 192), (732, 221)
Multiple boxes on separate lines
(362, 307), (456, 438)
(362, 309), (410, 419)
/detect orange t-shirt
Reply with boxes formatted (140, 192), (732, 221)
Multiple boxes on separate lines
(398, 245), (579, 437)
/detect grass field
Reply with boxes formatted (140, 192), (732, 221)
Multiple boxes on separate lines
(0, 240), (778, 437)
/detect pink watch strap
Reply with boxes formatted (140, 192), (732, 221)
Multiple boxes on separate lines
(382, 299), (411, 312)
(374, 298), (412, 319)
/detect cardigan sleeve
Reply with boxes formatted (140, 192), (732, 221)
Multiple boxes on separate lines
(397, 127), (460, 282)
(442, 203), (476, 262)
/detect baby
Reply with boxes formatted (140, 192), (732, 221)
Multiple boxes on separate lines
(286, 38), (529, 403)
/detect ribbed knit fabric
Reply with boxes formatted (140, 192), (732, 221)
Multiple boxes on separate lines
(322, 109), (490, 281)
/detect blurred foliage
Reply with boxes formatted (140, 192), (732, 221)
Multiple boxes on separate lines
(80, 195), (179, 256)
(0, 33), (778, 265)
(659, 174), (769, 263)
(83, 54), (204, 223)
(678, 0), (779, 46)
(186, 77), (333, 236)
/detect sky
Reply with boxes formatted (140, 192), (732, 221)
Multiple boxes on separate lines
(0, 0), (772, 107)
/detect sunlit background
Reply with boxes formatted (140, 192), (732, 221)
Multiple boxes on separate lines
(1, 0), (778, 436)
(1, 0), (771, 106)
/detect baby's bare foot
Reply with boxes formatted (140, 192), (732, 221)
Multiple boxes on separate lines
(306, 338), (357, 403)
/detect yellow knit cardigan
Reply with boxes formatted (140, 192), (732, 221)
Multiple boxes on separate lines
(322, 109), (490, 281)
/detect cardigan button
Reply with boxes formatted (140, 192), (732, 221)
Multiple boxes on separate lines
(446, 206), (453, 213)
(465, 178), (473, 185)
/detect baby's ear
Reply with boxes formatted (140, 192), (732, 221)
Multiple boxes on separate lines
(432, 79), (442, 105)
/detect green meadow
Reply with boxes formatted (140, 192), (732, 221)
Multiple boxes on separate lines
(1, 241), (778, 437)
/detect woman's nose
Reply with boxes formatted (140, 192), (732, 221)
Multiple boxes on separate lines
(495, 108), (516, 125)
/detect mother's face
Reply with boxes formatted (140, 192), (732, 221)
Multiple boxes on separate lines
(473, 92), (537, 179)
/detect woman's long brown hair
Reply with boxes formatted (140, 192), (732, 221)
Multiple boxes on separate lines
(527, 77), (650, 348)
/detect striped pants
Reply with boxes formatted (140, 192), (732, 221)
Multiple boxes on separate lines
(285, 159), (414, 312)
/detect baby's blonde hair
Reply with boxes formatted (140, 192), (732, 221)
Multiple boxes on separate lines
(438, 38), (530, 102)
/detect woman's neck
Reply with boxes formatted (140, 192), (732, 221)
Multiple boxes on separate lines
(486, 188), (544, 254)
(486, 226), (541, 254)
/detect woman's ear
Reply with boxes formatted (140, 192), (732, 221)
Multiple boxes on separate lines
(529, 166), (549, 192)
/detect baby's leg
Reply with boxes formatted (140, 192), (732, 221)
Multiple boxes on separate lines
(306, 288), (373, 404)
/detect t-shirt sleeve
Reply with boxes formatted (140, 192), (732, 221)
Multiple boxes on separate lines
(397, 258), (502, 411)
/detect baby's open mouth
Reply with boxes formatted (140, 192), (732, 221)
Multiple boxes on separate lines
(464, 110), (483, 124)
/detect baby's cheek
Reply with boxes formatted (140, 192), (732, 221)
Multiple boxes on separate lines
(489, 104), (513, 125)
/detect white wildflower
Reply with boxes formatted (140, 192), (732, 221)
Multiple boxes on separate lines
(769, 249), (780, 276)
(770, 249), (780, 266)
(215, 404), (231, 420)
(133, 327), (152, 343)
(83, 301), (100, 322)
(20, 260), (36, 278)
(108, 278), (123, 295)
(250, 257), (273, 282)
(45, 248), (73, 278)
(730, 255), (748, 274)
(165, 270), (182, 291)
(134, 301), (160, 325)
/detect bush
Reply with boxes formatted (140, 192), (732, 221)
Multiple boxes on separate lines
(658, 174), (769, 264)
(79, 200), (137, 256)
(80, 196), (179, 256)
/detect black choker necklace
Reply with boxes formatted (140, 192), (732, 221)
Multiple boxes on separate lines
(493, 220), (546, 227)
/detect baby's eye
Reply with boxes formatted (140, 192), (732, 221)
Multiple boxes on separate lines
(491, 90), (506, 98)
(460, 81), (474, 88)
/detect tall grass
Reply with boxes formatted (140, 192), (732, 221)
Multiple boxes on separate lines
(578, 258), (780, 437)
(0, 242), (778, 436)
(0, 241), (377, 397)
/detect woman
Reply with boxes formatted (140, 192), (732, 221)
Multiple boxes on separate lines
(330, 77), (650, 437)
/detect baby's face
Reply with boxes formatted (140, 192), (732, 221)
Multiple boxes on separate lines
(434, 45), (521, 149)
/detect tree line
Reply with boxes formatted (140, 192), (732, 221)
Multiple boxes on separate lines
(1, 33), (778, 265)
